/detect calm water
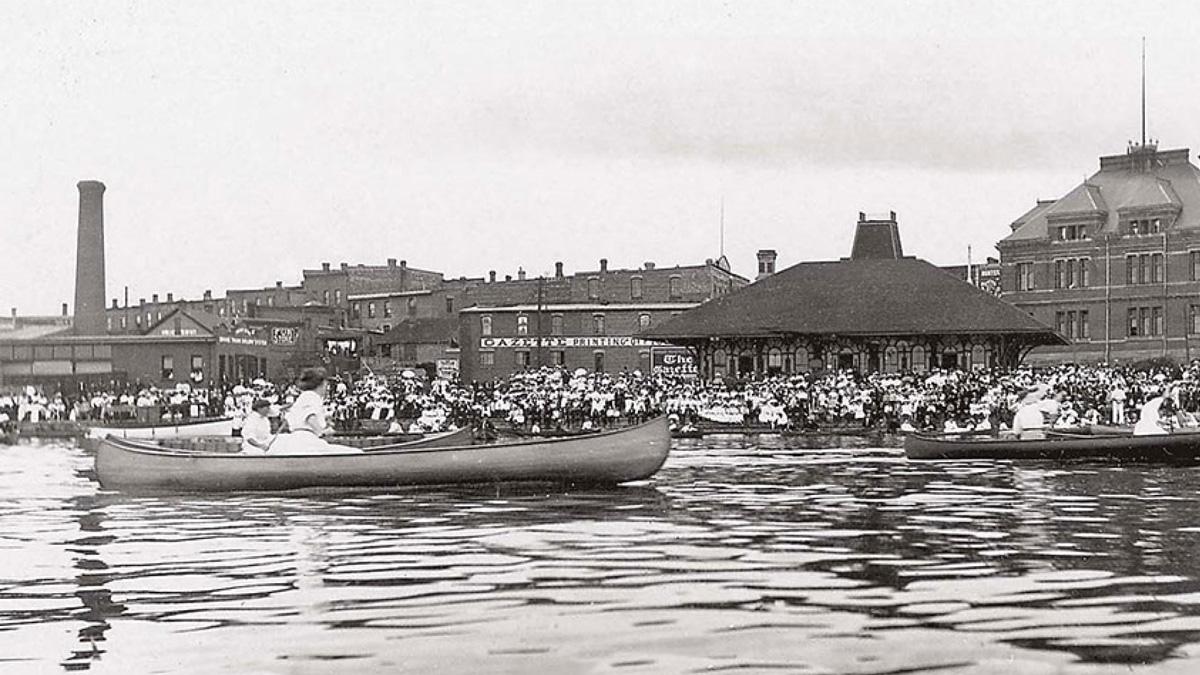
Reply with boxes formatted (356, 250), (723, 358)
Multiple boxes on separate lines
(5, 436), (1200, 674)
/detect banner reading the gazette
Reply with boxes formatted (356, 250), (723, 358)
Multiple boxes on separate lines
(651, 348), (698, 378)
(479, 336), (659, 349)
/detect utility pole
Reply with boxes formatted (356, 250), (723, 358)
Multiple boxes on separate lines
(535, 275), (545, 368)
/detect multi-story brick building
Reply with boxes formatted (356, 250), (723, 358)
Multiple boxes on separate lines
(997, 142), (1200, 364)
(457, 258), (748, 382)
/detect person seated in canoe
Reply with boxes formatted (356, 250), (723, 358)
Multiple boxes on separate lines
(241, 398), (275, 454)
(1134, 386), (1181, 436)
(1011, 384), (1049, 440)
(271, 368), (362, 455)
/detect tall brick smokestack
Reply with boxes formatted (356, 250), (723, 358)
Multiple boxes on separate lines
(73, 181), (107, 334)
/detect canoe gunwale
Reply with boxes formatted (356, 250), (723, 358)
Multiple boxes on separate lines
(104, 416), (667, 458)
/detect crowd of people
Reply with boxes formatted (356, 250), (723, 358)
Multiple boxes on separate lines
(7, 361), (1200, 443)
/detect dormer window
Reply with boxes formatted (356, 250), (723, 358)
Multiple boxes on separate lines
(1128, 218), (1163, 236)
(1057, 225), (1088, 241)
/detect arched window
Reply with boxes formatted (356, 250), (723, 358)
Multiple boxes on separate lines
(481, 315), (493, 336)
(517, 315), (529, 335)
(630, 277), (643, 299)
(668, 275), (682, 299)
(637, 313), (651, 329)
(592, 314), (605, 335)
(911, 345), (926, 372)
(588, 277), (600, 299)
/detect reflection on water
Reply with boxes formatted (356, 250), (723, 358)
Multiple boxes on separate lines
(4, 435), (1200, 672)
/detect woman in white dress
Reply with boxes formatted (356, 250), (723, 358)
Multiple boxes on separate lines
(272, 368), (361, 455)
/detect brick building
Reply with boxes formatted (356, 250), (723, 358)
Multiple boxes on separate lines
(456, 258), (747, 382)
(997, 142), (1200, 364)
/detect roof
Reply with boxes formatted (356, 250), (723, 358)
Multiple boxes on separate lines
(144, 308), (222, 337)
(460, 302), (699, 314)
(1004, 146), (1200, 241)
(644, 257), (1064, 342)
(0, 323), (73, 340)
(849, 220), (904, 259)
(378, 317), (458, 344)
(348, 289), (434, 301)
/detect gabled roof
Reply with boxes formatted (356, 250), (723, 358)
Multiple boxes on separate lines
(144, 308), (221, 337)
(1046, 182), (1107, 217)
(644, 257), (1064, 342)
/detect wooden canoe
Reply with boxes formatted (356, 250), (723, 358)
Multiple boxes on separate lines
(905, 427), (1200, 463)
(95, 416), (671, 492)
(83, 416), (235, 439)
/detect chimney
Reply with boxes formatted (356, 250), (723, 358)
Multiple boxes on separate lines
(321, 262), (330, 271)
(387, 257), (397, 267)
(203, 289), (213, 301)
(340, 262), (348, 270)
(62, 303), (69, 316)
(111, 299), (118, 309)
(489, 270), (496, 283)
(9, 308), (15, 319)
(400, 260), (407, 269)
(518, 267), (526, 280)
(756, 250), (778, 281)
(600, 258), (608, 273)
(505, 274), (512, 282)
(151, 293), (159, 304)
(139, 297), (146, 307)
(275, 281), (283, 288)
(644, 261), (655, 270)
(73, 180), (107, 334)
(555, 261), (564, 277)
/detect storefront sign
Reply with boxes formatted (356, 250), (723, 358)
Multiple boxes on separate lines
(271, 327), (299, 346)
(479, 336), (659, 349)
(651, 348), (698, 378)
(219, 335), (268, 347)
(436, 358), (460, 380)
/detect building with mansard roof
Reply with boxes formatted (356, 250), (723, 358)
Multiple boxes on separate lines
(997, 142), (1200, 364)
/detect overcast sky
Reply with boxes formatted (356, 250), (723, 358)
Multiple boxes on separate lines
(3, 1), (1198, 314)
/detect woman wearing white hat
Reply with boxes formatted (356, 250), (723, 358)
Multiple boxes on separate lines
(1011, 384), (1049, 441)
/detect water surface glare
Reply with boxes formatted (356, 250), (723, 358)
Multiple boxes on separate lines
(4, 435), (1200, 673)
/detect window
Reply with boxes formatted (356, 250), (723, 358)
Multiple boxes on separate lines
(1080, 310), (1090, 339)
(1192, 305), (1200, 334)
(480, 351), (495, 366)
(352, 302), (361, 317)
(120, 316), (127, 329)
(161, 355), (174, 380)
(106, 317), (112, 331)
(668, 275), (682, 299)
(481, 316), (492, 336)
(638, 313), (651, 329)
(515, 350), (531, 367)
(1128, 306), (1164, 337)
(191, 355), (204, 379)
(1054, 260), (1064, 289)
(593, 351), (605, 373)
(767, 349), (783, 370)
(1056, 224), (1088, 241)
(588, 277), (599, 299)
(551, 350), (565, 365)
(380, 323), (391, 332)
(1128, 218), (1163, 235)
(1079, 259), (1090, 287)
(1126, 253), (1162, 285)
(367, 302), (376, 319)
(267, 296), (275, 307)
(1192, 251), (1200, 281)
(1016, 262), (1034, 291)
(1055, 311), (1066, 335)
(517, 315), (529, 335)
(1151, 253), (1163, 283)
(630, 277), (643, 300)
(551, 315), (563, 336)
(445, 297), (454, 314)
(334, 290), (342, 305)
(383, 301), (392, 317)
(407, 297), (416, 316)
(592, 314), (605, 335)
(323, 290), (330, 304)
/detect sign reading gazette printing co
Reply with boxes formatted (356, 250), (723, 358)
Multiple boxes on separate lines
(479, 336), (659, 349)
